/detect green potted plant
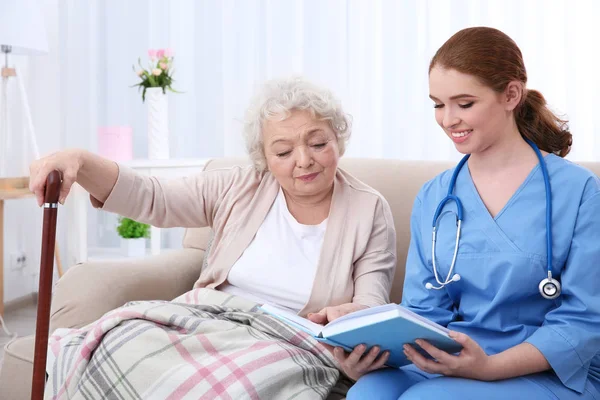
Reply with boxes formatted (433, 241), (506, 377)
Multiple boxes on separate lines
(116, 217), (150, 257)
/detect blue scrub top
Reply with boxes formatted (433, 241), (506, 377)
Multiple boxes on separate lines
(401, 154), (600, 394)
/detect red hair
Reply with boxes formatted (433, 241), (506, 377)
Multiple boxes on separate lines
(430, 27), (572, 157)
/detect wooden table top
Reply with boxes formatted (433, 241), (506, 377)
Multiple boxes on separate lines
(0, 177), (34, 200)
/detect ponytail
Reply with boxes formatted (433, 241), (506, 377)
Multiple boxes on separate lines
(516, 89), (572, 157)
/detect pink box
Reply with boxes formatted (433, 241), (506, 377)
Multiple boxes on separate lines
(98, 126), (133, 162)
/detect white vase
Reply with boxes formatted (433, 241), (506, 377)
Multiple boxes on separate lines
(121, 238), (146, 258)
(146, 87), (169, 159)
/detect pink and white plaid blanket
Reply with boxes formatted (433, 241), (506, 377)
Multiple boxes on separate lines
(45, 288), (351, 399)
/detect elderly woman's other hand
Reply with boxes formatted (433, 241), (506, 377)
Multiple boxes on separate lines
(307, 302), (368, 325)
(334, 344), (390, 381)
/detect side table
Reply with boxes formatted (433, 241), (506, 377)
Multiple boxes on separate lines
(0, 177), (63, 319)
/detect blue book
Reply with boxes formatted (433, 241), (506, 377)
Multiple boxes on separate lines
(260, 303), (463, 368)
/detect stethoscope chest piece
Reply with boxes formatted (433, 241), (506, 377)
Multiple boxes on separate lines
(539, 275), (561, 300)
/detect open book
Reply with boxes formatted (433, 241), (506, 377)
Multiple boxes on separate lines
(260, 303), (463, 368)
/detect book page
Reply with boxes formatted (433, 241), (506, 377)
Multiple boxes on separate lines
(323, 303), (450, 338)
(322, 309), (400, 337)
(260, 304), (324, 336)
(327, 303), (399, 326)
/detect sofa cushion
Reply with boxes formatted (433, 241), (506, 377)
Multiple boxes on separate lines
(0, 335), (34, 399)
(182, 225), (212, 251)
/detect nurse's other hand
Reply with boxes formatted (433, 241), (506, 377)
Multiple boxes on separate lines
(404, 331), (492, 381)
(333, 344), (390, 382)
(307, 303), (367, 325)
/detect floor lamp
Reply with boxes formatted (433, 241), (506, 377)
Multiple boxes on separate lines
(0, 0), (48, 177)
(0, 0), (63, 333)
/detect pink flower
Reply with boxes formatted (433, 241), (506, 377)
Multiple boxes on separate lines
(148, 49), (157, 60)
(157, 49), (165, 59)
(136, 70), (144, 77)
(164, 48), (174, 58)
(159, 62), (168, 70)
(152, 68), (162, 76)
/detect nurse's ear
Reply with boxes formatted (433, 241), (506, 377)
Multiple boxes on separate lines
(503, 81), (524, 112)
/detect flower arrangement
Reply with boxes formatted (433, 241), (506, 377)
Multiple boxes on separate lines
(132, 48), (178, 101)
(116, 217), (150, 239)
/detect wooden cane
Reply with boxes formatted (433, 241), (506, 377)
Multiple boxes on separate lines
(31, 170), (61, 400)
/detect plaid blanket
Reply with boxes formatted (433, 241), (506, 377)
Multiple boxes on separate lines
(46, 288), (351, 399)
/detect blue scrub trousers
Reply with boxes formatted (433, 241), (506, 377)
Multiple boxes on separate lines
(346, 365), (599, 399)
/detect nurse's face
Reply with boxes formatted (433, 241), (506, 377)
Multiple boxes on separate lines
(429, 67), (515, 155)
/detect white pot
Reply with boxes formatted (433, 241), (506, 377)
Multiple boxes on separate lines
(121, 238), (146, 258)
(146, 87), (169, 159)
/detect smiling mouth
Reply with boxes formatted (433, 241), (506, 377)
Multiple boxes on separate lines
(297, 172), (319, 182)
(449, 129), (473, 143)
(450, 130), (472, 138)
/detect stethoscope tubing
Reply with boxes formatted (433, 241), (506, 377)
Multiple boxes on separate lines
(428, 138), (558, 298)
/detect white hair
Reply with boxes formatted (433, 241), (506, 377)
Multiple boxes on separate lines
(243, 76), (352, 172)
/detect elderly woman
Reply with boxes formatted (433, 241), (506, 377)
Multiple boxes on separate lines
(30, 77), (395, 399)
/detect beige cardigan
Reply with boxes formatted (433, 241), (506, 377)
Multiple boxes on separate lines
(92, 164), (397, 315)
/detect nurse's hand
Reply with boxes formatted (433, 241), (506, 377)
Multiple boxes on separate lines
(404, 331), (492, 381)
(307, 303), (367, 324)
(333, 344), (390, 381)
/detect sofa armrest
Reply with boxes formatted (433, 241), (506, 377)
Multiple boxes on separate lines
(49, 248), (205, 332)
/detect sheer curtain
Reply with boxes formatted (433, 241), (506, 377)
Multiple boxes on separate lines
(28, 0), (599, 163)
(4, 0), (598, 300)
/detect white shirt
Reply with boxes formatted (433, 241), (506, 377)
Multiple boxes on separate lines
(220, 188), (327, 312)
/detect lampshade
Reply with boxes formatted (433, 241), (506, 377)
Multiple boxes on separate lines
(0, 0), (48, 55)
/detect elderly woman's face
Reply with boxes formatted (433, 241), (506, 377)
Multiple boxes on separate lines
(263, 110), (340, 199)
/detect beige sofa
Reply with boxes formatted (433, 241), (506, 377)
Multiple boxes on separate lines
(2, 157), (599, 398)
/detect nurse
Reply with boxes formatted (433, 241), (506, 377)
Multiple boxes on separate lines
(341, 27), (600, 399)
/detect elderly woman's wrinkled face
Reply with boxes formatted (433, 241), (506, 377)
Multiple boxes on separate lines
(263, 110), (340, 200)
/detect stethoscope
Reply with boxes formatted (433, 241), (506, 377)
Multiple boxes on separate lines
(425, 138), (561, 300)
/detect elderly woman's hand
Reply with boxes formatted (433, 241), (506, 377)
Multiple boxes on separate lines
(29, 149), (85, 206)
(29, 149), (118, 207)
(307, 303), (389, 380)
(307, 303), (368, 325)
(333, 344), (390, 381)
